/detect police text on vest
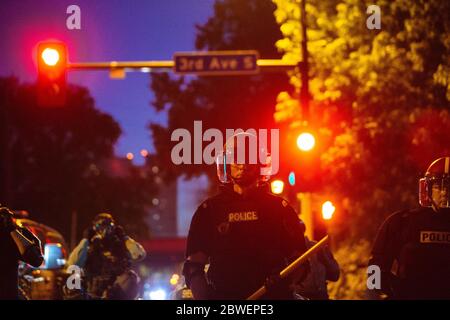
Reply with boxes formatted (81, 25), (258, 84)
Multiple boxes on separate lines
(228, 211), (258, 222)
(420, 231), (450, 244)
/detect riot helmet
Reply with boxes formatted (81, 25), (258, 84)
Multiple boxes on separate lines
(419, 157), (450, 211)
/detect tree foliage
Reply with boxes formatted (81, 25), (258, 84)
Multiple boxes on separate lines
(0, 77), (156, 240)
(273, 0), (450, 240)
(149, 0), (291, 185)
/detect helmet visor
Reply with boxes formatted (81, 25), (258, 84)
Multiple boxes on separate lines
(216, 149), (273, 183)
(429, 176), (450, 208)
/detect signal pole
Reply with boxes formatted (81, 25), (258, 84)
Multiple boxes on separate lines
(299, 0), (310, 120)
(0, 102), (11, 205)
(298, 0), (314, 238)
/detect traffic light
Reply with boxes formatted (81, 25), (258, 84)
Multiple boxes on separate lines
(270, 179), (284, 195)
(321, 200), (335, 220)
(296, 132), (315, 151)
(311, 200), (336, 240)
(37, 41), (67, 107)
(288, 171), (296, 186)
(287, 129), (321, 192)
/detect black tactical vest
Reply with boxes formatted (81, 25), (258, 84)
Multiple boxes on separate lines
(393, 208), (450, 299)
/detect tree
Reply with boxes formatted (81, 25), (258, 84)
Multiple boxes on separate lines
(273, 0), (450, 238)
(0, 77), (156, 241)
(273, 0), (449, 298)
(149, 0), (291, 185)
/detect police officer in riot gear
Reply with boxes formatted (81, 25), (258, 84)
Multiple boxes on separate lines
(0, 206), (44, 299)
(369, 156), (450, 299)
(293, 236), (340, 300)
(183, 133), (308, 300)
(67, 213), (146, 299)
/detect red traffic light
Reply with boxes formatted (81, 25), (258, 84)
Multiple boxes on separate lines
(321, 200), (335, 220)
(270, 179), (284, 194)
(37, 42), (67, 76)
(296, 132), (315, 151)
(41, 48), (61, 66)
(37, 41), (67, 107)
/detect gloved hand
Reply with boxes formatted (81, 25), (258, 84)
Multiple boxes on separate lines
(113, 225), (126, 240)
(82, 226), (96, 241)
(264, 274), (289, 293)
(0, 207), (17, 233)
(89, 234), (104, 252)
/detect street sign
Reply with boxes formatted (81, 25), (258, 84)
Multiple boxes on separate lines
(173, 50), (259, 76)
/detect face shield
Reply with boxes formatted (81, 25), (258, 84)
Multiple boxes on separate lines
(431, 177), (450, 208)
(216, 132), (273, 184)
(419, 157), (450, 210)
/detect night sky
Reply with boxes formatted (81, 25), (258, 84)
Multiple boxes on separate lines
(0, 0), (214, 164)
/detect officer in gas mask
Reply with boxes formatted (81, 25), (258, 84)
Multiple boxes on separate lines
(67, 213), (146, 299)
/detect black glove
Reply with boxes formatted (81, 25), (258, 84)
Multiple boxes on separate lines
(82, 226), (96, 241)
(264, 274), (290, 296)
(265, 274), (283, 289)
(113, 225), (126, 240)
(0, 207), (16, 233)
(89, 234), (103, 251)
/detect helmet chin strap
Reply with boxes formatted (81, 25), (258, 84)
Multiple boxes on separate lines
(431, 200), (440, 213)
(231, 175), (259, 196)
(430, 197), (449, 213)
(232, 178), (257, 189)
(232, 171), (259, 187)
(429, 186), (449, 212)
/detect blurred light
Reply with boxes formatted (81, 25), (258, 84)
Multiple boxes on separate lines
(296, 132), (315, 151)
(148, 289), (167, 300)
(140, 149), (149, 157)
(140, 67), (151, 73)
(43, 243), (64, 269)
(170, 274), (180, 286)
(322, 201), (336, 220)
(154, 176), (162, 184)
(271, 180), (284, 194)
(152, 198), (160, 206)
(126, 152), (134, 160)
(12, 210), (30, 218)
(57, 258), (66, 266)
(152, 166), (159, 174)
(41, 48), (60, 66)
(288, 171), (296, 186)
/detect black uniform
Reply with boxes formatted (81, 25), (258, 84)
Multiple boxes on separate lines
(84, 231), (131, 298)
(186, 185), (307, 299)
(369, 207), (450, 299)
(0, 227), (43, 300)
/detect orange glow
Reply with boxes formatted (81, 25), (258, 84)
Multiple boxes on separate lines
(126, 152), (134, 160)
(170, 274), (180, 286)
(140, 149), (149, 157)
(296, 132), (315, 151)
(41, 48), (60, 66)
(271, 179), (284, 194)
(322, 201), (335, 220)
